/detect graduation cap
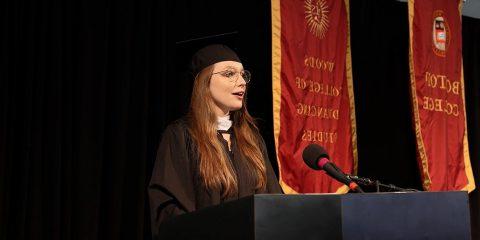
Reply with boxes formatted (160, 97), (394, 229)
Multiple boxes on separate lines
(175, 31), (242, 79)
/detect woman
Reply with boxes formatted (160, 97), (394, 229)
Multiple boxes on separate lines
(149, 44), (282, 238)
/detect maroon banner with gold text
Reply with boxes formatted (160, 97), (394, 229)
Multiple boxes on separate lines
(408, 0), (475, 192)
(272, 0), (357, 193)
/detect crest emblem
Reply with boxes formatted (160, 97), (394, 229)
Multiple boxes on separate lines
(305, 0), (329, 39)
(432, 10), (450, 57)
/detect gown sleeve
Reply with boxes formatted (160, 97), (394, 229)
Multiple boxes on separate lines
(259, 136), (283, 194)
(148, 123), (196, 239)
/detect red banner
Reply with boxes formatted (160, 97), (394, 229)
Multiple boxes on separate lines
(272, 0), (357, 193)
(408, 0), (475, 192)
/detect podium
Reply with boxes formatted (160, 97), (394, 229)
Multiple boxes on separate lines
(158, 191), (471, 240)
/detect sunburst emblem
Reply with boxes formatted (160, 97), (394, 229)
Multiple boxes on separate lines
(305, 0), (329, 39)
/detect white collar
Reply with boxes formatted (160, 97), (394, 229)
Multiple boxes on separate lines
(217, 114), (232, 131)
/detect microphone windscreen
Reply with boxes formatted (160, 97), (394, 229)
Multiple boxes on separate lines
(302, 144), (330, 170)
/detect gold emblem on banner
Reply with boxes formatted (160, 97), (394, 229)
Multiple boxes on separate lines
(432, 10), (450, 57)
(305, 0), (329, 39)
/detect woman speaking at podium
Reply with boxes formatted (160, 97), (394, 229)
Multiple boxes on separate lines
(149, 44), (282, 238)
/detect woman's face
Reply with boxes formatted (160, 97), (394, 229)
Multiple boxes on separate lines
(209, 61), (247, 117)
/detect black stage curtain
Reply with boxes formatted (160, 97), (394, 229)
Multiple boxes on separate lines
(1, 0), (164, 239)
(1, 0), (479, 239)
(463, 15), (480, 240)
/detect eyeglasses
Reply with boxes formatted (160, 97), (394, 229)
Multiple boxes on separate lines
(212, 69), (251, 84)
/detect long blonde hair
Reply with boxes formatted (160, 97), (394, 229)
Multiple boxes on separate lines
(187, 65), (267, 197)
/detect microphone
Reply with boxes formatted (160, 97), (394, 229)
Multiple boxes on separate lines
(302, 144), (363, 193)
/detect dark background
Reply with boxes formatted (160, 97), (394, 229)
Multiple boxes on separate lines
(1, 0), (479, 239)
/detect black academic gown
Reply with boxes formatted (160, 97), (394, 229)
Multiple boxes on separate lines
(148, 119), (282, 239)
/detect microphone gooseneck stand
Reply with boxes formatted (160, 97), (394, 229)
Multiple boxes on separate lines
(346, 175), (420, 193)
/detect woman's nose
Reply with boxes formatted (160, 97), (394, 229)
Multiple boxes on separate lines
(236, 73), (247, 86)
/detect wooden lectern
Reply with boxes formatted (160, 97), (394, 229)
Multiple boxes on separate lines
(158, 191), (470, 240)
